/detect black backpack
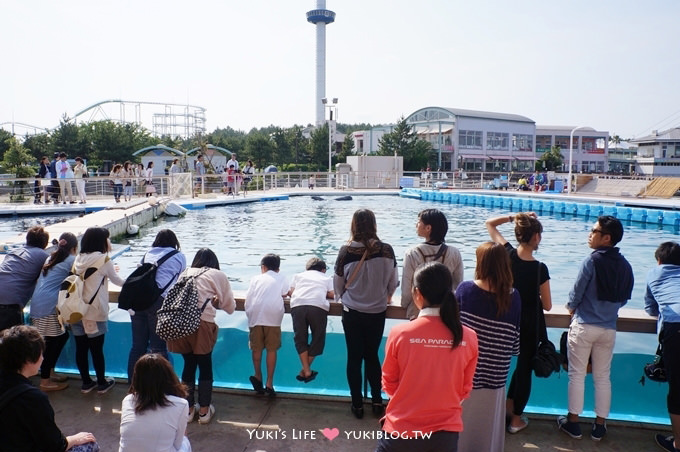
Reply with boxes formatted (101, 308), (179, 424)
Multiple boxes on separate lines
(118, 250), (180, 311)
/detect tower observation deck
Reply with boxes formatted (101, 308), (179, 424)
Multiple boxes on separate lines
(306, 1), (335, 125)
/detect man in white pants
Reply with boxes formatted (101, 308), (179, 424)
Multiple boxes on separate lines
(55, 152), (75, 204)
(558, 216), (633, 441)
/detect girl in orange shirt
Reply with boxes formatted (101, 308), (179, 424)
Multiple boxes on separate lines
(378, 262), (479, 452)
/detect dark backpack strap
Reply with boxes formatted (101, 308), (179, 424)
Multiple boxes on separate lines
(416, 243), (448, 262)
(0, 384), (33, 412)
(155, 250), (181, 293)
(87, 277), (106, 305)
(155, 249), (179, 267)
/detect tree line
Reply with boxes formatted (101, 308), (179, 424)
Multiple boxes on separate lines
(0, 115), (435, 177)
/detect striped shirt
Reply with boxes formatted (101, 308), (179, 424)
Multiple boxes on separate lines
(456, 280), (521, 389)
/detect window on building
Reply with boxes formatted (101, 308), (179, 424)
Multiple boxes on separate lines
(462, 158), (483, 171)
(486, 132), (509, 151)
(485, 159), (509, 172)
(512, 134), (534, 152)
(459, 130), (482, 149)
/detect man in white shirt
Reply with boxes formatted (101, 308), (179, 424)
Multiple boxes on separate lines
(55, 152), (75, 204)
(245, 254), (288, 397)
(226, 154), (239, 171)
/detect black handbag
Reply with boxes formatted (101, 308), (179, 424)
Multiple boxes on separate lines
(531, 261), (563, 377)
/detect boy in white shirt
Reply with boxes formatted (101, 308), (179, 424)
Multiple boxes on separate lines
(289, 258), (334, 383)
(245, 254), (288, 396)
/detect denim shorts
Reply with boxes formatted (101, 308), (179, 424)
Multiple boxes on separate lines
(70, 320), (108, 337)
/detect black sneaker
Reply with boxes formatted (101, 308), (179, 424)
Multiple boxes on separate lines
(557, 415), (582, 439)
(655, 434), (679, 452)
(81, 381), (97, 394)
(97, 378), (115, 394)
(591, 422), (607, 441)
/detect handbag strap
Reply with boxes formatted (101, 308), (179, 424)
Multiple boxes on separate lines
(344, 248), (369, 291)
(535, 261), (548, 343)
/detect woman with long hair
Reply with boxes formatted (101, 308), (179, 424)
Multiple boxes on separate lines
(73, 157), (88, 204)
(120, 354), (191, 452)
(111, 164), (124, 203)
(30, 232), (79, 391)
(486, 212), (552, 433)
(145, 162), (155, 197)
(123, 161), (134, 202)
(377, 262), (478, 452)
(456, 242), (521, 452)
(334, 209), (398, 419)
(167, 248), (235, 425)
(72, 227), (125, 394)
(126, 229), (186, 381)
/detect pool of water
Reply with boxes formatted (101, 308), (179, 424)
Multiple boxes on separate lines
(0, 214), (80, 243)
(54, 194), (679, 424)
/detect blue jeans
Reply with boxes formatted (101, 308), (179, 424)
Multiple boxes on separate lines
(113, 183), (123, 200)
(127, 297), (169, 380)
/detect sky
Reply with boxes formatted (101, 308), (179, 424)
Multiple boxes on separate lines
(2, 0), (679, 139)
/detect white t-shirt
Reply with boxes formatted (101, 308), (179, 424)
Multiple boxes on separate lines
(244, 270), (288, 327)
(289, 270), (333, 311)
(119, 394), (189, 452)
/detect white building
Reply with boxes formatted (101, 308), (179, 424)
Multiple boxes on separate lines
(631, 127), (680, 176)
(536, 126), (609, 173)
(353, 107), (537, 172)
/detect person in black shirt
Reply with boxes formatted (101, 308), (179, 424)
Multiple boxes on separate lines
(0, 325), (98, 452)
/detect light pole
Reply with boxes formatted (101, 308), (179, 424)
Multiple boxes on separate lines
(322, 97), (338, 187)
(568, 126), (587, 195)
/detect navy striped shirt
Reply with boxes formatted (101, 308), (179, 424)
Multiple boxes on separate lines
(456, 280), (521, 389)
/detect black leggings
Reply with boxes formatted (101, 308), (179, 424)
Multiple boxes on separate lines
(40, 332), (69, 379)
(75, 334), (107, 385)
(182, 352), (214, 408)
(341, 308), (386, 407)
(506, 326), (538, 416)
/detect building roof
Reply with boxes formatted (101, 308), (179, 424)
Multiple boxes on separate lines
(185, 144), (233, 156)
(443, 107), (534, 123)
(631, 127), (680, 143)
(407, 106), (534, 124)
(132, 144), (183, 156)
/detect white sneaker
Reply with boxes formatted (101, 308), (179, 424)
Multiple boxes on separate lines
(187, 403), (198, 423)
(198, 404), (215, 424)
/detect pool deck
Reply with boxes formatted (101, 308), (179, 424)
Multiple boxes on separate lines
(40, 374), (669, 452)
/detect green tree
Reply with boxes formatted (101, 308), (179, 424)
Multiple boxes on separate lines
(51, 115), (85, 157)
(23, 133), (51, 161)
(308, 125), (329, 170)
(245, 132), (274, 169)
(271, 127), (292, 166)
(377, 116), (431, 170)
(0, 129), (13, 160)
(337, 133), (355, 163)
(288, 125), (308, 167)
(1, 136), (36, 178)
(536, 145), (563, 171)
(80, 121), (155, 167)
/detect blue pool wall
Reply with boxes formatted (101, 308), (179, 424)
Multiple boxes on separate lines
(401, 188), (680, 228)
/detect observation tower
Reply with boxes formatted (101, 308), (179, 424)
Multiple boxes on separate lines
(306, 1), (335, 125)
